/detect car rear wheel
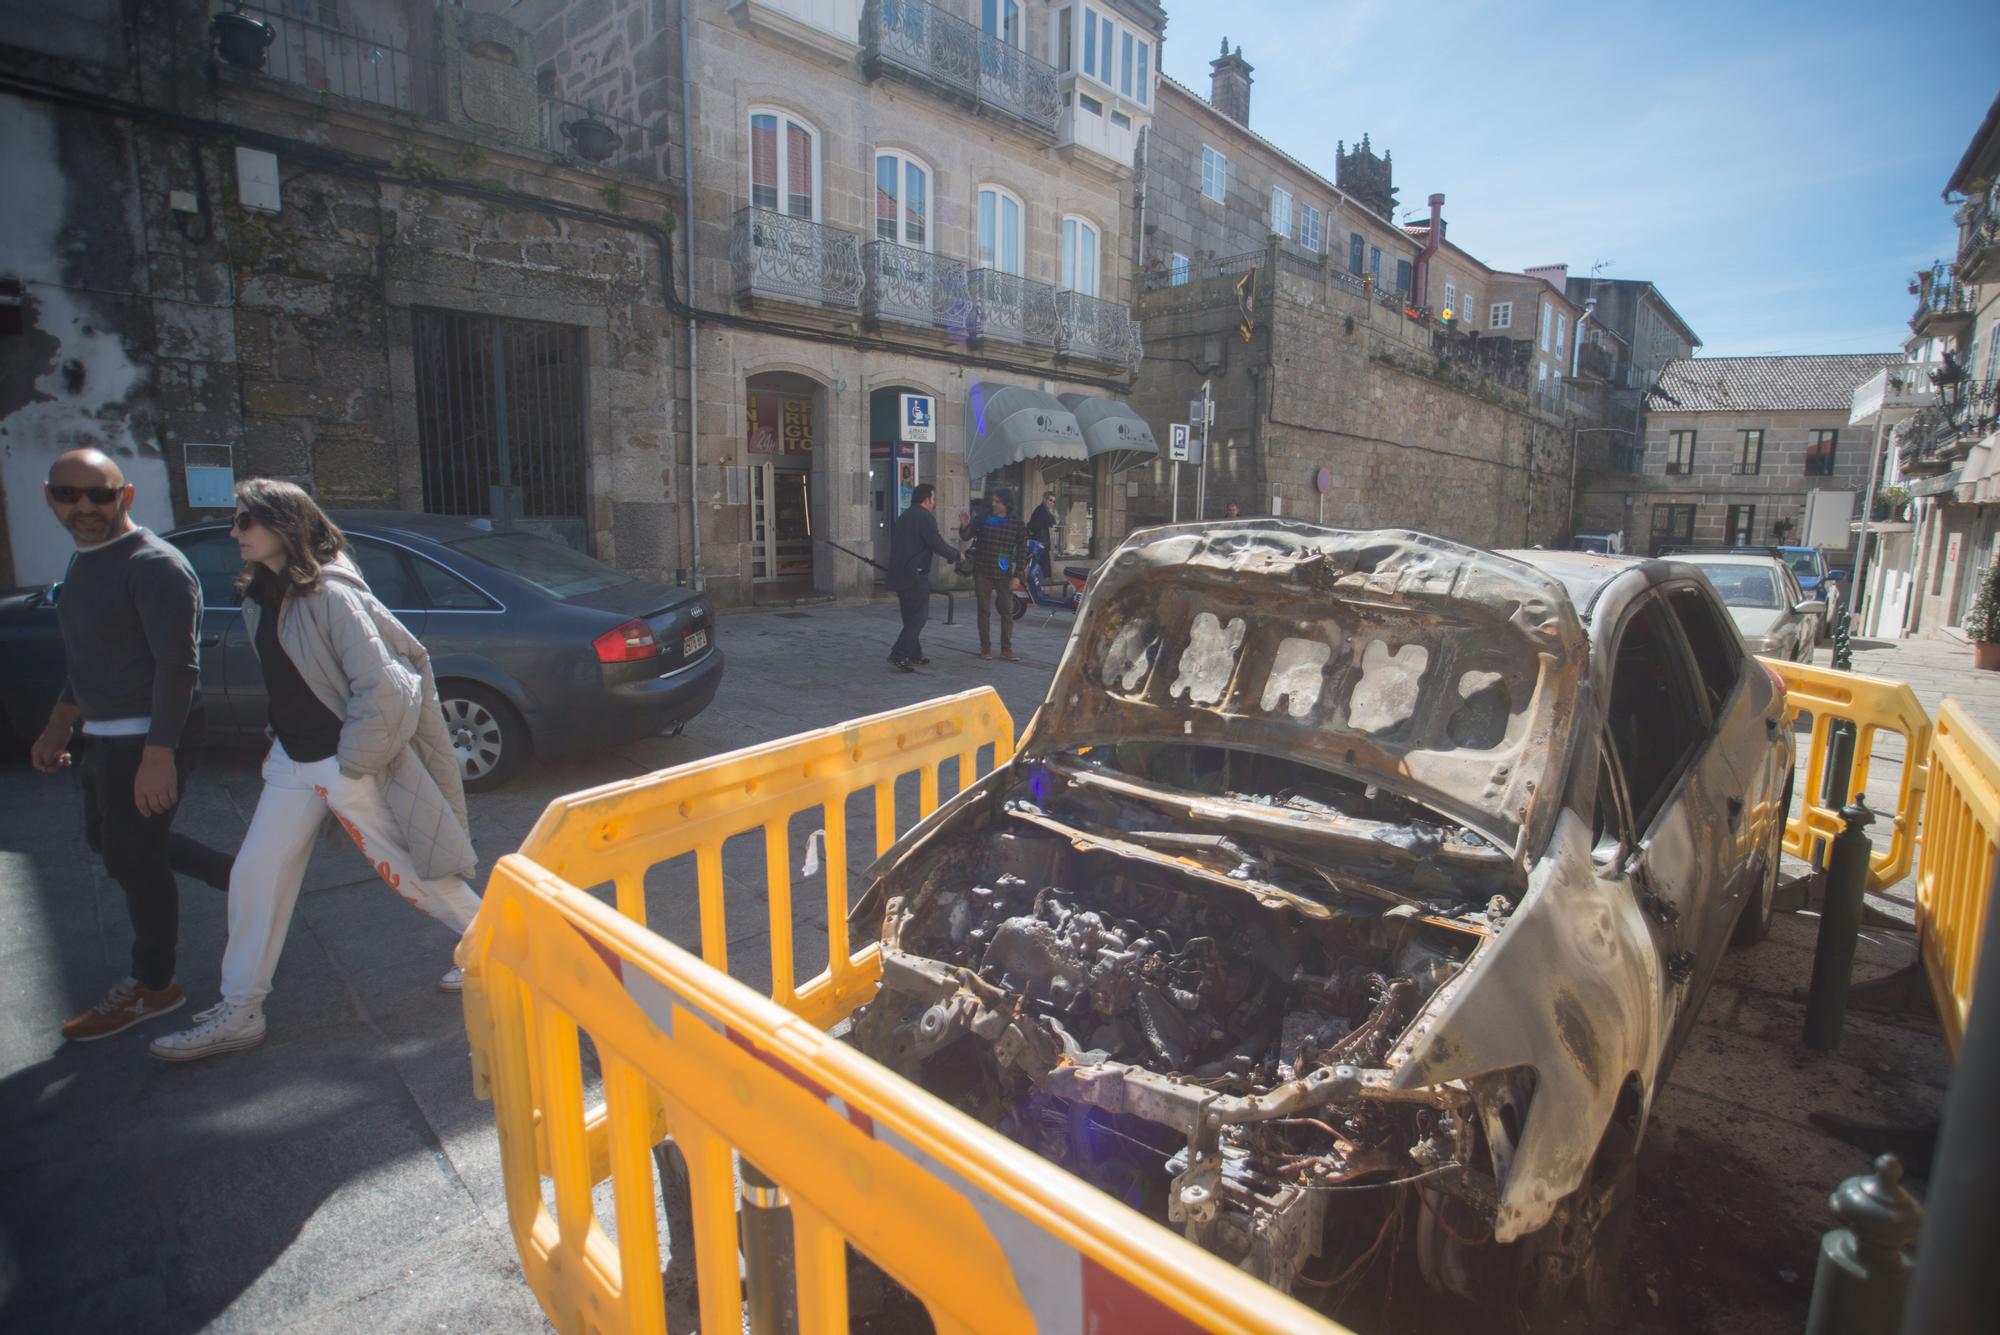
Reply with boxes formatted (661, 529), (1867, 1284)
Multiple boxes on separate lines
(438, 682), (528, 794)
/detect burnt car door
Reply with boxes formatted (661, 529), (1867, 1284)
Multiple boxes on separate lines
(1602, 590), (1732, 1047)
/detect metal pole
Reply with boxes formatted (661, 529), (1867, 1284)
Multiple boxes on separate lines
(739, 1159), (798, 1335)
(1195, 380), (1211, 520)
(1171, 461), (1180, 523)
(1805, 1155), (1922, 1335)
(680, 0), (703, 589)
(1848, 410), (1889, 642)
(1804, 800), (1875, 1051)
(1900, 857), (2000, 1334)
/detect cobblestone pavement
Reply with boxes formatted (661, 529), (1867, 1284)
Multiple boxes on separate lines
(0, 601), (1981, 1333)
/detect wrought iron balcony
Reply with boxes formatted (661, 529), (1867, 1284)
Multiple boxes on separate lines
(966, 269), (1057, 348)
(860, 0), (1060, 140)
(1957, 182), (2000, 285)
(731, 207), (864, 311)
(1896, 376), (2000, 474)
(1055, 289), (1141, 369)
(1911, 261), (1975, 337)
(229, 2), (415, 111)
(862, 241), (971, 332)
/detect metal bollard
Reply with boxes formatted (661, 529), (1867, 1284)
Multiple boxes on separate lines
(1804, 1154), (1922, 1335)
(1804, 800), (1873, 1051)
(739, 1159), (798, 1335)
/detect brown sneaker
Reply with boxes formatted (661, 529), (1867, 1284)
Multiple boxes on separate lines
(62, 979), (185, 1043)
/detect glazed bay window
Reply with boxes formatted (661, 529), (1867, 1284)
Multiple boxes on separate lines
(1489, 301), (1513, 329)
(1667, 430), (1696, 476)
(874, 151), (930, 248)
(1060, 216), (1100, 296)
(1805, 429), (1839, 476)
(978, 185), (1023, 273)
(1734, 429), (1763, 475)
(1270, 186), (1292, 239)
(1298, 202), (1323, 253)
(1202, 145), (1228, 202)
(750, 110), (818, 218)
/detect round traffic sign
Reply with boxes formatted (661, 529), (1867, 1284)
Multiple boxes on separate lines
(1314, 466), (1333, 496)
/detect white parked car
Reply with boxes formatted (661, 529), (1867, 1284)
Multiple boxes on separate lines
(1681, 553), (1824, 661)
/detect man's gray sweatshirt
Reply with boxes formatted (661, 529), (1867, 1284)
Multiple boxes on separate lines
(55, 527), (205, 748)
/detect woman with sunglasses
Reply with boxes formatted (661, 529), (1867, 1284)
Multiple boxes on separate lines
(151, 480), (481, 1061)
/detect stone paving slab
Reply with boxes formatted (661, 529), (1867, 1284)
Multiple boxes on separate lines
(0, 601), (1983, 1333)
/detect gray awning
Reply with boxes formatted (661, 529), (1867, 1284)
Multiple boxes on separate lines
(966, 382), (1089, 481)
(1906, 468), (1964, 498)
(1059, 394), (1160, 475)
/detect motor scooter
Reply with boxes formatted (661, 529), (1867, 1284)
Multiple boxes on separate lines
(1010, 539), (1086, 620)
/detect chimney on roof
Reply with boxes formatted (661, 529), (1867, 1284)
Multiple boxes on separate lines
(1209, 38), (1253, 127)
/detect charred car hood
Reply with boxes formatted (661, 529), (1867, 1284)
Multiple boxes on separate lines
(1024, 524), (1588, 860)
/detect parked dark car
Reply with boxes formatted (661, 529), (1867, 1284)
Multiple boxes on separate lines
(0, 512), (723, 792)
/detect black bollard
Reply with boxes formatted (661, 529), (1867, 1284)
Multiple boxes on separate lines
(1804, 1154), (1922, 1335)
(1804, 800), (1873, 1051)
(739, 1158), (798, 1335)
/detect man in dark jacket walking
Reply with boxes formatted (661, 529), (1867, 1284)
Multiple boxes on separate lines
(1025, 490), (1057, 575)
(960, 489), (1027, 661)
(887, 484), (959, 671)
(33, 448), (234, 1043)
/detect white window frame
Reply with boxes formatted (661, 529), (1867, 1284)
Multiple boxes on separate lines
(1461, 290), (1476, 327)
(981, 0), (1021, 46)
(748, 108), (822, 220)
(1556, 313), (1567, 355)
(1270, 186), (1293, 239)
(1201, 145), (1228, 203)
(1541, 302), (1553, 352)
(1298, 202), (1323, 253)
(1443, 281), (1456, 317)
(1061, 214), (1101, 296)
(977, 183), (1024, 275)
(1490, 301), (1513, 329)
(873, 149), (932, 250)
(1169, 252), (1190, 286)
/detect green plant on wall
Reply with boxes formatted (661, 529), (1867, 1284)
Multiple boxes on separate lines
(601, 183), (625, 213)
(392, 150), (445, 183)
(1966, 557), (2000, 644)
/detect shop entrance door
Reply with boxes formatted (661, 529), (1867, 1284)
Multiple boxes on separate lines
(752, 463), (815, 598)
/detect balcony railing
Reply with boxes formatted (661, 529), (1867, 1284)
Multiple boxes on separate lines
(731, 207), (864, 311)
(1957, 182), (2000, 283)
(863, 240), (971, 331)
(860, 0), (1059, 139)
(1056, 289), (1141, 368)
(232, 2), (415, 112)
(1912, 261), (1976, 333)
(1897, 376), (2000, 473)
(966, 269), (1058, 347)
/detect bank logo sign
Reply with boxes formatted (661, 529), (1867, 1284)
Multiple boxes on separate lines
(900, 393), (936, 443)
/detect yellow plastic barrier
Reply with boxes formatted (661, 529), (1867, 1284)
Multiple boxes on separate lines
(1912, 700), (1999, 1057)
(457, 688), (1348, 1335)
(1762, 658), (1932, 894)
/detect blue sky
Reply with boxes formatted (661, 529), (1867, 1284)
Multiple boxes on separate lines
(1159, 0), (2000, 357)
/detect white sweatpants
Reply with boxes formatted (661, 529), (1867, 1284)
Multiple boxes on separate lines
(221, 740), (482, 1005)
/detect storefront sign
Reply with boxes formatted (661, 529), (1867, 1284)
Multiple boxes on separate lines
(899, 392), (936, 443)
(748, 391), (814, 455)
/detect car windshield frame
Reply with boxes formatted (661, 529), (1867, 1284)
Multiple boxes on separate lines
(1690, 561), (1784, 610)
(1782, 550), (1820, 579)
(449, 531), (632, 599)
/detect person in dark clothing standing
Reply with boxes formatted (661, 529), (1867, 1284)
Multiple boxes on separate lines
(32, 448), (233, 1043)
(1025, 490), (1058, 575)
(885, 483), (960, 672)
(960, 489), (1027, 661)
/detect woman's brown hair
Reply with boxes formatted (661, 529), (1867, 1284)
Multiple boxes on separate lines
(234, 478), (347, 600)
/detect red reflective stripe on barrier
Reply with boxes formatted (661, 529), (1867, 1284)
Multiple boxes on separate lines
(1082, 1256), (1210, 1334)
(568, 921), (626, 981)
(726, 1028), (877, 1137)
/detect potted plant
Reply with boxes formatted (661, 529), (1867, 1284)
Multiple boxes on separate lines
(562, 114), (619, 163)
(212, 5), (275, 71)
(1966, 557), (2000, 669)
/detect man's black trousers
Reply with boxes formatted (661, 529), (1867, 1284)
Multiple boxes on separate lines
(891, 584), (930, 663)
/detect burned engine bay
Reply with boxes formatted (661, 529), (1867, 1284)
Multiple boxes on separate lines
(849, 747), (1516, 1299)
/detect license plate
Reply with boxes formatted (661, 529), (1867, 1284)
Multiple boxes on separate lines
(683, 628), (708, 656)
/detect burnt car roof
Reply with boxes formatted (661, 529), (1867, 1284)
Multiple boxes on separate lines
(1030, 523), (1590, 860)
(1498, 549), (1650, 620)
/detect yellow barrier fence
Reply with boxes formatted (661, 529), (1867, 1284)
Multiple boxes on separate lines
(457, 688), (1346, 1335)
(1913, 700), (2000, 1056)
(1763, 658), (1932, 895)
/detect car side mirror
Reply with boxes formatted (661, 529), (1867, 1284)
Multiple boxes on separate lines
(1825, 569), (1849, 582)
(1797, 599), (1826, 618)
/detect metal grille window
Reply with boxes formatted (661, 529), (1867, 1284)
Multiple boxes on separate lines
(1667, 430), (1696, 475)
(1805, 429), (1838, 475)
(1736, 429), (1763, 475)
(1727, 504), (1757, 546)
(413, 309), (588, 548)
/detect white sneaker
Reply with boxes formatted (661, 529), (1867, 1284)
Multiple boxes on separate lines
(438, 966), (465, 993)
(148, 1000), (266, 1062)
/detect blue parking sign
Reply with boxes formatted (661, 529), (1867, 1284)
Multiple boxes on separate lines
(899, 392), (936, 443)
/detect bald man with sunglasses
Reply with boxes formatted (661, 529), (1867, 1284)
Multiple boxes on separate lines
(36, 449), (232, 1043)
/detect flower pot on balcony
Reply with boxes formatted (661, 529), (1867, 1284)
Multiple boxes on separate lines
(212, 9), (275, 71)
(562, 117), (619, 163)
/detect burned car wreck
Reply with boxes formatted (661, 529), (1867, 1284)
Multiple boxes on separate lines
(849, 525), (1792, 1329)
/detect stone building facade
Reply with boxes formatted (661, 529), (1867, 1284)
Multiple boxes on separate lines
(1608, 354), (1904, 558)
(1128, 45), (1574, 547)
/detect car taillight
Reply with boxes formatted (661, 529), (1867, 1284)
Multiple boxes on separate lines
(1760, 660), (1788, 699)
(593, 618), (658, 664)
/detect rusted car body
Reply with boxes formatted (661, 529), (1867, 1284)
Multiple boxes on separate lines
(849, 524), (1792, 1328)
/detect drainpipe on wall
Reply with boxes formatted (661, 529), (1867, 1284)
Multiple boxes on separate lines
(1572, 297), (1596, 378)
(679, 0), (703, 589)
(1412, 193), (1443, 309)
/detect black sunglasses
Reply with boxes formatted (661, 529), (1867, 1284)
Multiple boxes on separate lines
(49, 484), (122, 505)
(232, 512), (259, 531)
